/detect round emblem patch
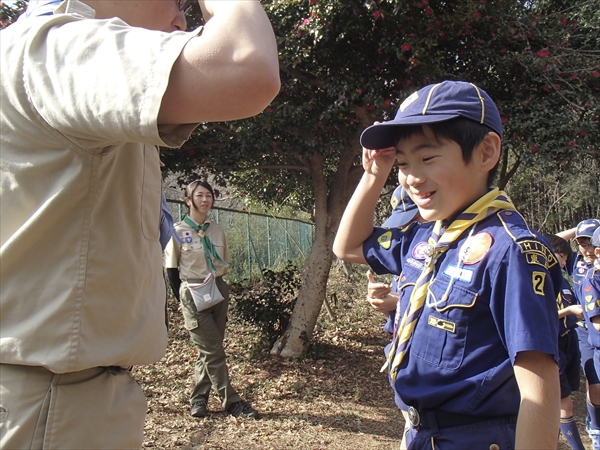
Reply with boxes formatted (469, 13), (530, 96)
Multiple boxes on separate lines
(459, 232), (493, 265)
(412, 242), (429, 260)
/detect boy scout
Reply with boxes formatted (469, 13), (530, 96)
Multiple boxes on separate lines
(334, 81), (561, 449)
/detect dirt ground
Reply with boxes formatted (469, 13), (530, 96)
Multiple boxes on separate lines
(134, 268), (591, 449)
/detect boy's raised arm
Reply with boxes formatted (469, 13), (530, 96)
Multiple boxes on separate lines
(159, 0), (281, 124)
(333, 147), (396, 264)
(556, 227), (577, 241)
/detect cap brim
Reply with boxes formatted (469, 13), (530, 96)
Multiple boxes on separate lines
(381, 209), (419, 228)
(360, 114), (459, 149)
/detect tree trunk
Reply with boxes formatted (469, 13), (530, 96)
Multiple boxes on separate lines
(270, 229), (335, 357)
(271, 146), (363, 358)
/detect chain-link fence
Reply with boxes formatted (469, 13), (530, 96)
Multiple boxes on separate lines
(166, 200), (314, 281)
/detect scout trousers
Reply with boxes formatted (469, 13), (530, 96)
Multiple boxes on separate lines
(180, 277), (241, 410)
(0, 364), (146, 449)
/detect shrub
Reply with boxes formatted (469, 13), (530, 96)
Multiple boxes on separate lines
(230, 263), (301, 345)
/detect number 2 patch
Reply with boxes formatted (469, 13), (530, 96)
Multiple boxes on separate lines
(532, 271), (546, 295)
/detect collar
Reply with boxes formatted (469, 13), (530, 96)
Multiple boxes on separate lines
(55, 0), (96, 18)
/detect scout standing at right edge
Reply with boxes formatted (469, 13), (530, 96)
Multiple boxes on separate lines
(334, 81), (561, 449)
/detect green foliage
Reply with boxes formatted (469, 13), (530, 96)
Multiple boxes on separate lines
(1, 0), (26, 28)
(506, 152), (600, 233)
(161, 0), (600, 222)
(230, 264), (301, 345)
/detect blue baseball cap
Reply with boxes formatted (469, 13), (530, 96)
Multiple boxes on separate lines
(381, 186), (418, 228)
(592, 227), (600, 248)
(360, 81), (503, 150)
(576, 218), (600, 239)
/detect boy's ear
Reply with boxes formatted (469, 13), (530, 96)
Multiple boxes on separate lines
(476, 132), (501, 172)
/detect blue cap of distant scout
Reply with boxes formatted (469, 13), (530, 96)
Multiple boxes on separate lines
(381, 186), (418, 228)
(360, 80), (503, 150)
(576, 218), (600, 239)
(592, 227), (600, 247)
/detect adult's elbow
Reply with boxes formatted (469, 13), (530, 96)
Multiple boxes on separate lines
(243, 61), (280, 116)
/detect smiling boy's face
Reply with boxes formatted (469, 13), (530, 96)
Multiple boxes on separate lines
(395, 126), (490, 222)
(575, 237), (597, 261)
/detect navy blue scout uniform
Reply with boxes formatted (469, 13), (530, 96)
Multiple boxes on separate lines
(557, 276), (581, 402)
(567, 220), (600, 450)
(364, 209), (561, 444)
(379, 186), (419, 413)
(582, 260), (600, 381)
(582, 227), (600, 385)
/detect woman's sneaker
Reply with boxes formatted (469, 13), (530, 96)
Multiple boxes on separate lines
(190, 399), (208, 418)
(226, 400), (258, 419)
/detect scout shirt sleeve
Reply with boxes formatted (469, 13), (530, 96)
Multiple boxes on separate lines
(22, 16), (200, 149)
(164, 235), (181, 270)
(491, 239), (560, 365)
(363, 225), (414, 276)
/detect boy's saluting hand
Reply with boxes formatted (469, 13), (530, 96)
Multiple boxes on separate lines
(362, 146), (397, 177)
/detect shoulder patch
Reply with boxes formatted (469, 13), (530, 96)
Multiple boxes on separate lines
(517, 240), (558, 270)
(498, 210), (557, 270)
(377, 231), (393, 250)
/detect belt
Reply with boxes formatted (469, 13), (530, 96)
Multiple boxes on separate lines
(407, 406), (517, 430)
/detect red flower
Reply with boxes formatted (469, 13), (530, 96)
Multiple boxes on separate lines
(530, 145), (538, 153)
(571, 74), (578, 80)
(592, 71), (600, 78)
(543, 85), (550, 92)
(402, 43), (411, 52)
(373, 10), (381, 19)
(384, 99), (392, 108)
(424, 7), (433, 15)
(561, 17), (567, 26)
(536, 49), (549, 58)
(474, 10), (481, 18)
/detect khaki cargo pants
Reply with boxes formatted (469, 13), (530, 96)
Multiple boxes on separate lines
(0, 364), (146, 449)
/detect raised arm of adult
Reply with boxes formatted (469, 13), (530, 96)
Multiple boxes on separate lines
(159, 0), (280, 124)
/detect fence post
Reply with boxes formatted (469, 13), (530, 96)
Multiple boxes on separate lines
(285, 220), (289, 261)
(267, 216), (271, 266)
(246, 213), (251, 279)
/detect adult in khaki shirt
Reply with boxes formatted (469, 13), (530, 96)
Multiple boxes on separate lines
(0, 0), (279, 448)
(165, 180), (257, 420)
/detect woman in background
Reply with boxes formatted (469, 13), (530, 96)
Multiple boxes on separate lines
(165, 180), (258, 419)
